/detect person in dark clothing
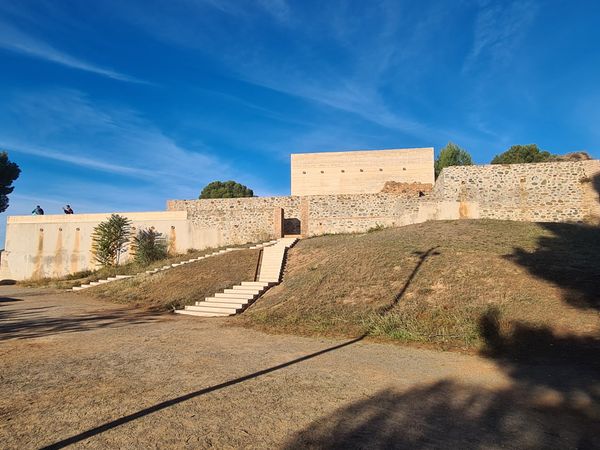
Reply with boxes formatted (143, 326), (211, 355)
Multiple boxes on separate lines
(32, 205), (44, 215)
(63, 205), (74, 214)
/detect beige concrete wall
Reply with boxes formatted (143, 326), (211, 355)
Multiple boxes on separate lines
(291, 148), (434, 196)
(0, 211), (192, 281)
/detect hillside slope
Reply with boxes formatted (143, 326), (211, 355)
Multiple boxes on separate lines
(236, 220), (600, 351)
(90, 248), (260, 310)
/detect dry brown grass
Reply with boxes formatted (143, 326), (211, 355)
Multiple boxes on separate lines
(236, 220), (600, 351)
(88, 248), (260, 310)
(19, 244), (254, 290)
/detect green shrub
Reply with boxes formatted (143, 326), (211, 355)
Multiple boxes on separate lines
(434, 142), (473, 178)
(91, 214), (132, 267)
(491, 144), (553, 164)
(199, 180), (254, 199)
(131, 228), (167, 266)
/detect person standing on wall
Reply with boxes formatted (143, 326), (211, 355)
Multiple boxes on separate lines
(63, 205), (74, 214)
(31, 205), (44, 215)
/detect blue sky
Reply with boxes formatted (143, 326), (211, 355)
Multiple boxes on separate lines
(1, 0), (599, 242)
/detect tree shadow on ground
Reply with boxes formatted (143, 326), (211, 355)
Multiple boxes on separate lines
(0, 296), (23, 304)
(285, 310), (600, 449)
(286, 176), (600, 449)
(285, 286), (600, 449)
(507, 172), (600, 309)
(284, 379), (599, 449)
(507, 222), (600, 309)
(0, 306), (164, 341)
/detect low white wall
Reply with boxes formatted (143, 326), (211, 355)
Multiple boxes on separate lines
(0, 211), (192, 281)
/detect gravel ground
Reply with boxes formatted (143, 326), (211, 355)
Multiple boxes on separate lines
(1, 286), (598, 449)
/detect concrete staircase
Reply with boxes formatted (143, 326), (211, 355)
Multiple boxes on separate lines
(175, 237), (297, 317)
(71, 240), (279, 292)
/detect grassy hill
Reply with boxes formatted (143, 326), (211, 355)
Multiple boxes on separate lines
(235, 220), (600, 352)
(90, 248), (260, 310)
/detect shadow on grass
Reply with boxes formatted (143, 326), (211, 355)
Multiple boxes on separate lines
(0, 296), (23, 304)
(507, 222), (600, 309)
(283, 380), (598, 449)
(378, 246), (440, 315)
(286, 175), (600, 449)
(0, 306), (163, 341)
(41, 335), (366, 449)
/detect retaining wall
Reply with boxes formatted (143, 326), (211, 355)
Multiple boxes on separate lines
(0, 211), (191, 281)
(432, 160), (600, 222)
(3, 160), (599, 280)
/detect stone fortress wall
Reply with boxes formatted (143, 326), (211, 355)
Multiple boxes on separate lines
(2, 156), (599, 281)
(168, 159), (600, 237)
(432, 159), (600, 222)
(291, 148), (434, 196)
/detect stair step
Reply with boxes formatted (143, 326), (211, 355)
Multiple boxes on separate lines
(224, 288), (262, 295)
(175, 310), (230, 317)
(214, 292), (256, 300)
(173, 237), (297, 319)
(196, 301), (246, 308)
(232, 285), (266, 291)
(204, 296), (252, 304)
(185, 305), (240, 314)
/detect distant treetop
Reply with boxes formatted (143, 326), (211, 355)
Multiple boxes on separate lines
(434, 142), (473, 178)
(199, 180), (254, 199)
(0, 151), (21, 213)
(491, 144), (553, 165)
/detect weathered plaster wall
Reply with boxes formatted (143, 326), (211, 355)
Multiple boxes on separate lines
(291, 148), (434, 196)
(432, 160), (600, 222)
(0, 211), (190, 281)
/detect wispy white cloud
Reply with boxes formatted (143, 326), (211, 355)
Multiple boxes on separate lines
(255, 0), (291, 23)
(463, 0), (539, 73)
(0, 19), (145, 83)
(0, 88), (236, 190)
(1, 140), (155, 178)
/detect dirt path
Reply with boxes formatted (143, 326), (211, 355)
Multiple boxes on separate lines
(1, 287), (598, 449)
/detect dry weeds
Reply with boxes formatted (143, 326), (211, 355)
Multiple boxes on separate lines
(236, 220), (600, 351)
(89, 248), (259, 310)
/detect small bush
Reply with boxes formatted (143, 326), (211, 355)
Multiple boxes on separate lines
(131, 229), (167, 266)
(367, 223), (385, 233)
(91, 214), (132, 267)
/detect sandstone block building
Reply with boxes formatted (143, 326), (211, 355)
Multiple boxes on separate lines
(291, 148), (434, 195)
(1, 147), (599, 281)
